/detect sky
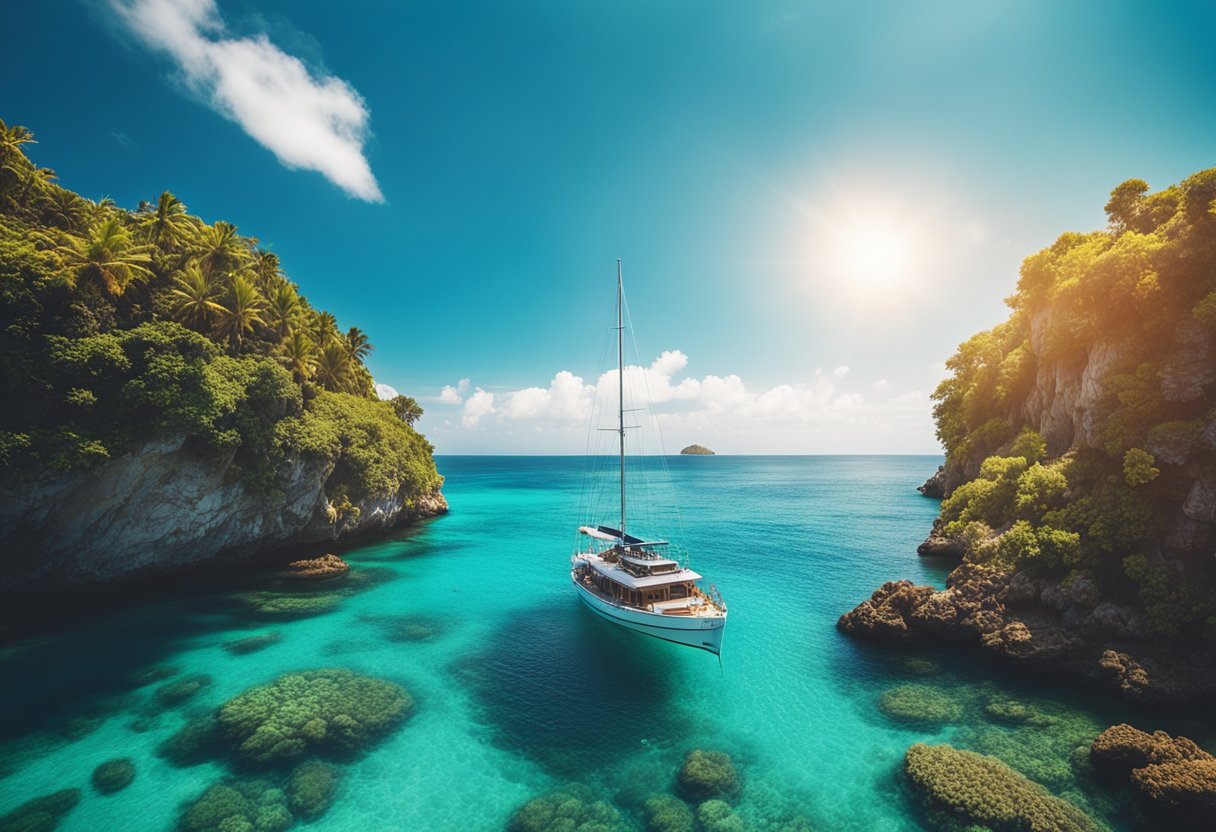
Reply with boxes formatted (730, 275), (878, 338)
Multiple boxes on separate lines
(2, 0), (1214, 453)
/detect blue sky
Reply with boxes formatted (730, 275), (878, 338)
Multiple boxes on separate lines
(3, 1), (1214, 452)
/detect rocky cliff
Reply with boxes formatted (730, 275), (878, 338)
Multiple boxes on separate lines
(0, 435), (446, 595)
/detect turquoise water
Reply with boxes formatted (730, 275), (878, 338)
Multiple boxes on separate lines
(0, 456), (1201, 830)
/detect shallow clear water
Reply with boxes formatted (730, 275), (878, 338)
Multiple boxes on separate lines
(0, 456), (1203, 830)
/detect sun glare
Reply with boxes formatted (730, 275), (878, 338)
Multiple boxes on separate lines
(839, 223), (910, 287)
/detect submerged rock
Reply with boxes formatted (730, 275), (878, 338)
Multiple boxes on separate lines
(216, 668), (411, 765)
(983, 699), (1057, 727)
(642, 793), (693, 832)
(1090, 725), (1216, 827)
(178, 780), (293, 832)
(156, 715), (223, 767)
(222, 632), (283, 655)
(506, 784), (623, 832)
(878, 684), (962, 725)
(283, 554), (349, 581)
(696, 799), (744, 832)
(903, 743), (1099, 832)
(155, 674), (213, 708)
(0, 788), (81, 832)
(91, 758), (135, 795)
(286, 760), (338, 820)
(237, 591), (343, 620)
(677, 750), (741, 803)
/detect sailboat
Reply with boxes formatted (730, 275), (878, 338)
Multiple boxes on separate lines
(570, 260), (728, 655)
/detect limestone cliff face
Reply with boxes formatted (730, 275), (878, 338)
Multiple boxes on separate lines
(0, 436), (446, 595)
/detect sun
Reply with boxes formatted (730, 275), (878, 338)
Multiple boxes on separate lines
(836, 221), (912, 288)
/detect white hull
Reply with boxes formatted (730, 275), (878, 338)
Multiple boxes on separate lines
(571, 574), (726, 655)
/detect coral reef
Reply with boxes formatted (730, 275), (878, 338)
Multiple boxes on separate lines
(0, 789), (81, 832)
(506, 784), (623, 832)
(642, 794), (693, 832)
(983, 699), (1057, 727)
(878, 685), (962, 725)
(676, 750), (741, 803)
(696, 799), (745, 832)
(91, 758), (135, 795)
(178, 780), (293, 832)
(360, 614), (445, 643)
(223, 632), (283, 655)
(127, 665), (181, 688)
(904, 743), (1099, 832)
(287, 760), (338, 820)
(899, 657), (939, 677)
(156, 674), (213, 708)
(216, 669), (411, 764)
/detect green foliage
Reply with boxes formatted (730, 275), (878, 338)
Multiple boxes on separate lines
(1122, 555), (1207, 636)
(940, 456), (1028, 536)
(1122, 448), (1159, 486)
(904, 743), (1099, 832)
(506, 784), (623, 832)
(1010, 427), (1048, 464)
(215, 668), (411, 765)
(91, 758), (135, 795)
(1015, 461), (1069, 521)
(0, 121), (439, 508)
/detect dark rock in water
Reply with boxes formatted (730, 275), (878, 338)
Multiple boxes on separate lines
(155, 674), (212, 708)
(91, 758), (135, 795)
(676, 750), (740, 803)
(127, 664), (181, 688)
(1091, 725), (1216, 827)
(222, 631), (283, 655)
(917, 465), (948, 498)
(0, 788), (81, 832)
(679, 444), (715, 455)
(916, 519), (965, 558)
(359, 613), (444, 643)
(237, 591), (343, 620)
(283, 554), (349, 581)
(904, 743), (1099, 832)
(157, 715), (223, 767)
(838, 562), (1216, 709)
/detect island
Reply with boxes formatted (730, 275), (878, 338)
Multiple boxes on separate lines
(680, 444), (716, 455)
(0, 119), (445, 598)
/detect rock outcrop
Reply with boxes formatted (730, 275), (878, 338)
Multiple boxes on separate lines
(917, 465), (948, 498)
(1090, 725), (1216, 828)
(284, 554), (350, 581)
(838, 563), (1216, 708)
(0, 435), (446, 596)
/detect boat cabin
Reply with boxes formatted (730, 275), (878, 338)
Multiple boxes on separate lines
(577, 526), (704, 610)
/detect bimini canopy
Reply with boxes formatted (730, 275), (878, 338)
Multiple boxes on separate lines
(579, 525), (669, 547)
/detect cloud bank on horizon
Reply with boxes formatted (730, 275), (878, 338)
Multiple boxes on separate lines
(415, 349), (939, 455)
(111, 0), (383, 201)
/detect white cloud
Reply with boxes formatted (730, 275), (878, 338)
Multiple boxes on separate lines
(462, 388), (496, 428)
(832, 364), (850, 378)
(112, 0), (383, 201)
(374, 383), (398, 400)
(872, 378), (890, 390)
(426, 348), (939, 454)
(439, 378), (470, 405)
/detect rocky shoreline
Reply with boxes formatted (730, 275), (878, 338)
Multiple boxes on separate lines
(838, 561), (1216, 711)
(0, 434), (447, 598)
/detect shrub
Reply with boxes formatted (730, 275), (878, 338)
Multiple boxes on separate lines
(1122, 448), (1159, 486)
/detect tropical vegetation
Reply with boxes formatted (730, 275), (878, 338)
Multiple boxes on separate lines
(0, 119), (437, 503)
(929, 167), (1216, 637)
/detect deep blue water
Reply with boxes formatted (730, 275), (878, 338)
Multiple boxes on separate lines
(0, 456), (1183, 830)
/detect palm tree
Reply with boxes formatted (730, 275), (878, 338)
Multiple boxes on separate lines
(278, 328), (317, 383)
(215, 274), (265, 350)
(170, 266), (223, 331)
(314, 342), (352, 392)
(250, 250), (282, 292)
(343, 327), (373, 363)
(144, 191), (193, 248)
(311, 310), (340, 346)
(84, 196), (118, 226)
(42, 187), (86, 231)
(194, 221), (249, 276)
(0, 119), (36, 161)
(56, 217), (154, 296)
(265, 284), (302, 339)
(15, 165), (56, 199)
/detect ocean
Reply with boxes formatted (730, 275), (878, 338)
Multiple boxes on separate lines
(0, 455), (1183, 830)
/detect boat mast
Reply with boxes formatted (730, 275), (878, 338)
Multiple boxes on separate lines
(617, 258), (626, 541)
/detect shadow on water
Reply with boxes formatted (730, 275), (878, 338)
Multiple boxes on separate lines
(452, 601), (692, 777)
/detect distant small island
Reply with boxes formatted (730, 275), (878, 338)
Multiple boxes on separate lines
(680, 444), (715, 455)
